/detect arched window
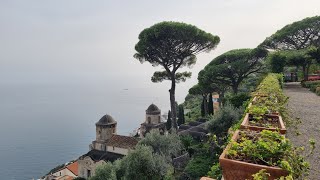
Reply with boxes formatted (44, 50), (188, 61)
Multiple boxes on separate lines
(147, 117), (151, 124)
(158, 116), (161, 123)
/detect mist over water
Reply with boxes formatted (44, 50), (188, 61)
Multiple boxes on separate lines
(1, 0), (319, 179)
(0, 80), (185, 179)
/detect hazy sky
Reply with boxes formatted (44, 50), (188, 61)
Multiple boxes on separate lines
(1, 0), (320, 103)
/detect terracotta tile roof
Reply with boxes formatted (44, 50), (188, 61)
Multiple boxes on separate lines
(66, 161), (78, 176)
(107, 134), (138, 149)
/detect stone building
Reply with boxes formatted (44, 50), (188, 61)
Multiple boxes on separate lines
(78, 114), (138, 179)
(139, 104), (166, 137)
(42, 161), (78, 180)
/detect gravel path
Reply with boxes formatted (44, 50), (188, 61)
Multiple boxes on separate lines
(284, 82), (320, 179)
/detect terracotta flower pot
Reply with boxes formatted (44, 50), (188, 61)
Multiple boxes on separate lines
(219, 130), (289, 180)
(240, 113), (286, 134)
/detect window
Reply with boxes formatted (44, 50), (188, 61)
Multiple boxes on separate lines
(87, 169), (91, 178)
(158, 116), (161, 123)
(147, 117), (151, 124)
(113, 146), (115, 150)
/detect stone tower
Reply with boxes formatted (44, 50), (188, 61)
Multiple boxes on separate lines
(90, 114), (117, 151)
(145, 104), (161, 124)
(140, 104), (166, 137)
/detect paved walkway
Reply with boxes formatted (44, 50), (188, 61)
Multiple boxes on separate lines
(284, 82), (320, 179)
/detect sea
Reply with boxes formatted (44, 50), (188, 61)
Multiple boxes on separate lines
(0, 81), (186, 179)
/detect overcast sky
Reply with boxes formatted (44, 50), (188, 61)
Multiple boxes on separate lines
(0, 0), (320, 103)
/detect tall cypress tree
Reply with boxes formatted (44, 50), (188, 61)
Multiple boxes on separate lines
(201, 99), (205, 117)
(177, 105), (185, 126)
(181, 106), (185, 124)
(166, 110), (172, 130)
(208, 93), (214, 115)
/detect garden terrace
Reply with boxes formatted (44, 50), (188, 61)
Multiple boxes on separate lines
(219, 73), (309, 179)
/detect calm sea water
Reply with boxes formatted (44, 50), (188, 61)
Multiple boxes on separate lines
(0, 82), (179, 179)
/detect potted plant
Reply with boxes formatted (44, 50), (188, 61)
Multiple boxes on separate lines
(219, 130), (307, 180)
(241, 105), (286, 134)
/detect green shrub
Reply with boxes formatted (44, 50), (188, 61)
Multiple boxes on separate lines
(316, 86), (320, 96)
(207, 104), (242, 137)
(225, 92), (250, 108)
(310, 84), (318, 92)
(184, 155), (213, 179)
(207, 162), (222, 180)
(301, 80), (320, 88)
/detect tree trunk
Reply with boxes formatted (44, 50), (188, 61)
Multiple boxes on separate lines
(170, 77), (177, 129)
(201, 98), (205, 117)
(203, 94), (208, 116)
(208, 93), (214, 115)
(306, 63), (311, 80)
(302, 65), (308, 81)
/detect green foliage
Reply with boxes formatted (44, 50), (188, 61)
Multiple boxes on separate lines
(166, 110), (172, 130)
(182, 94), (202, 122)
(188, 84), (211, 96)
(207, 104), (242, 137)
(134, 21), (220, 66)
(122, 145), (173, 180)
(198, 48), (268, 93)
(252, 73), (288, 116)
(180, 135), (194, 152)
(248, 105), (268, 120)
(307, 46), (320, 64)
(283, 49), (313, 80)
(316, 86), (320, 95)
(260, 16), (320, 50)
(112, 159), (125, 180)
(134, 21), (220, 129)
(268, 52), (287, 73)
(260, 16), (320, 80)
(301, 80), (320, 88)
(207, 163), (222, 180)
(138, 129), (182, 159)
(151, 71), (192, 83)
(208, 93), (214, 115)
(177, 105), (185, 126)
(189, 84), (212, 117)
(301, 80), (320, 96)
(252, 169), (270, 180)
(184, 155), (213, 179)
(200, 98), (206, 117)
(89, 162), (116, 180)
(225, 92), (250, 108)
(227, 130), (309, 179)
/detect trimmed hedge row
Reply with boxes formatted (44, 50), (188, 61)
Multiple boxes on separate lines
(301, 80), (320, 96)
